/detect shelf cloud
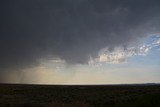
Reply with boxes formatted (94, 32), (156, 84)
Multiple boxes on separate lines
(0, 0), (160, 72)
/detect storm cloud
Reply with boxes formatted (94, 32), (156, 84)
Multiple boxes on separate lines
(1, 0), (160, 71)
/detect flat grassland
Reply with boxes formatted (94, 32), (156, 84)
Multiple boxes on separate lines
(0, 84), (160, 107)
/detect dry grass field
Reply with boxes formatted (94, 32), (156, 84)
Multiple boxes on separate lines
(0, 84), (160, 107)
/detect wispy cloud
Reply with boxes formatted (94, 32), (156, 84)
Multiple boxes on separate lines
(89, 35), (160, 64)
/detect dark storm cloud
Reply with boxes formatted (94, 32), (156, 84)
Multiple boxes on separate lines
(0, 0), (160, 71)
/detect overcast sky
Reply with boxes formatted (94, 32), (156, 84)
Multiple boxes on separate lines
(0, 0), (160, 84)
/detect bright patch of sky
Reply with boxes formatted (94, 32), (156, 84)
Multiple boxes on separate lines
(127, 35), (160, 67)
(3, 35), (160, 84)
(89, 35), (160, 66)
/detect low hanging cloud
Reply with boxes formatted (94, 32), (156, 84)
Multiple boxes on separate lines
(0, 0), (160, 72)
(1, 59), (159, 84)
(89, 35), (160, 64)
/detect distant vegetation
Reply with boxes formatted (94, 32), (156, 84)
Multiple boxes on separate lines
(0, 84), (160, 107)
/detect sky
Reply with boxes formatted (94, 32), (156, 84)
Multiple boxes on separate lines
(0, 0), (160, 84)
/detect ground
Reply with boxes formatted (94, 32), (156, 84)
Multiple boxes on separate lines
(0, 84), (160, 107)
